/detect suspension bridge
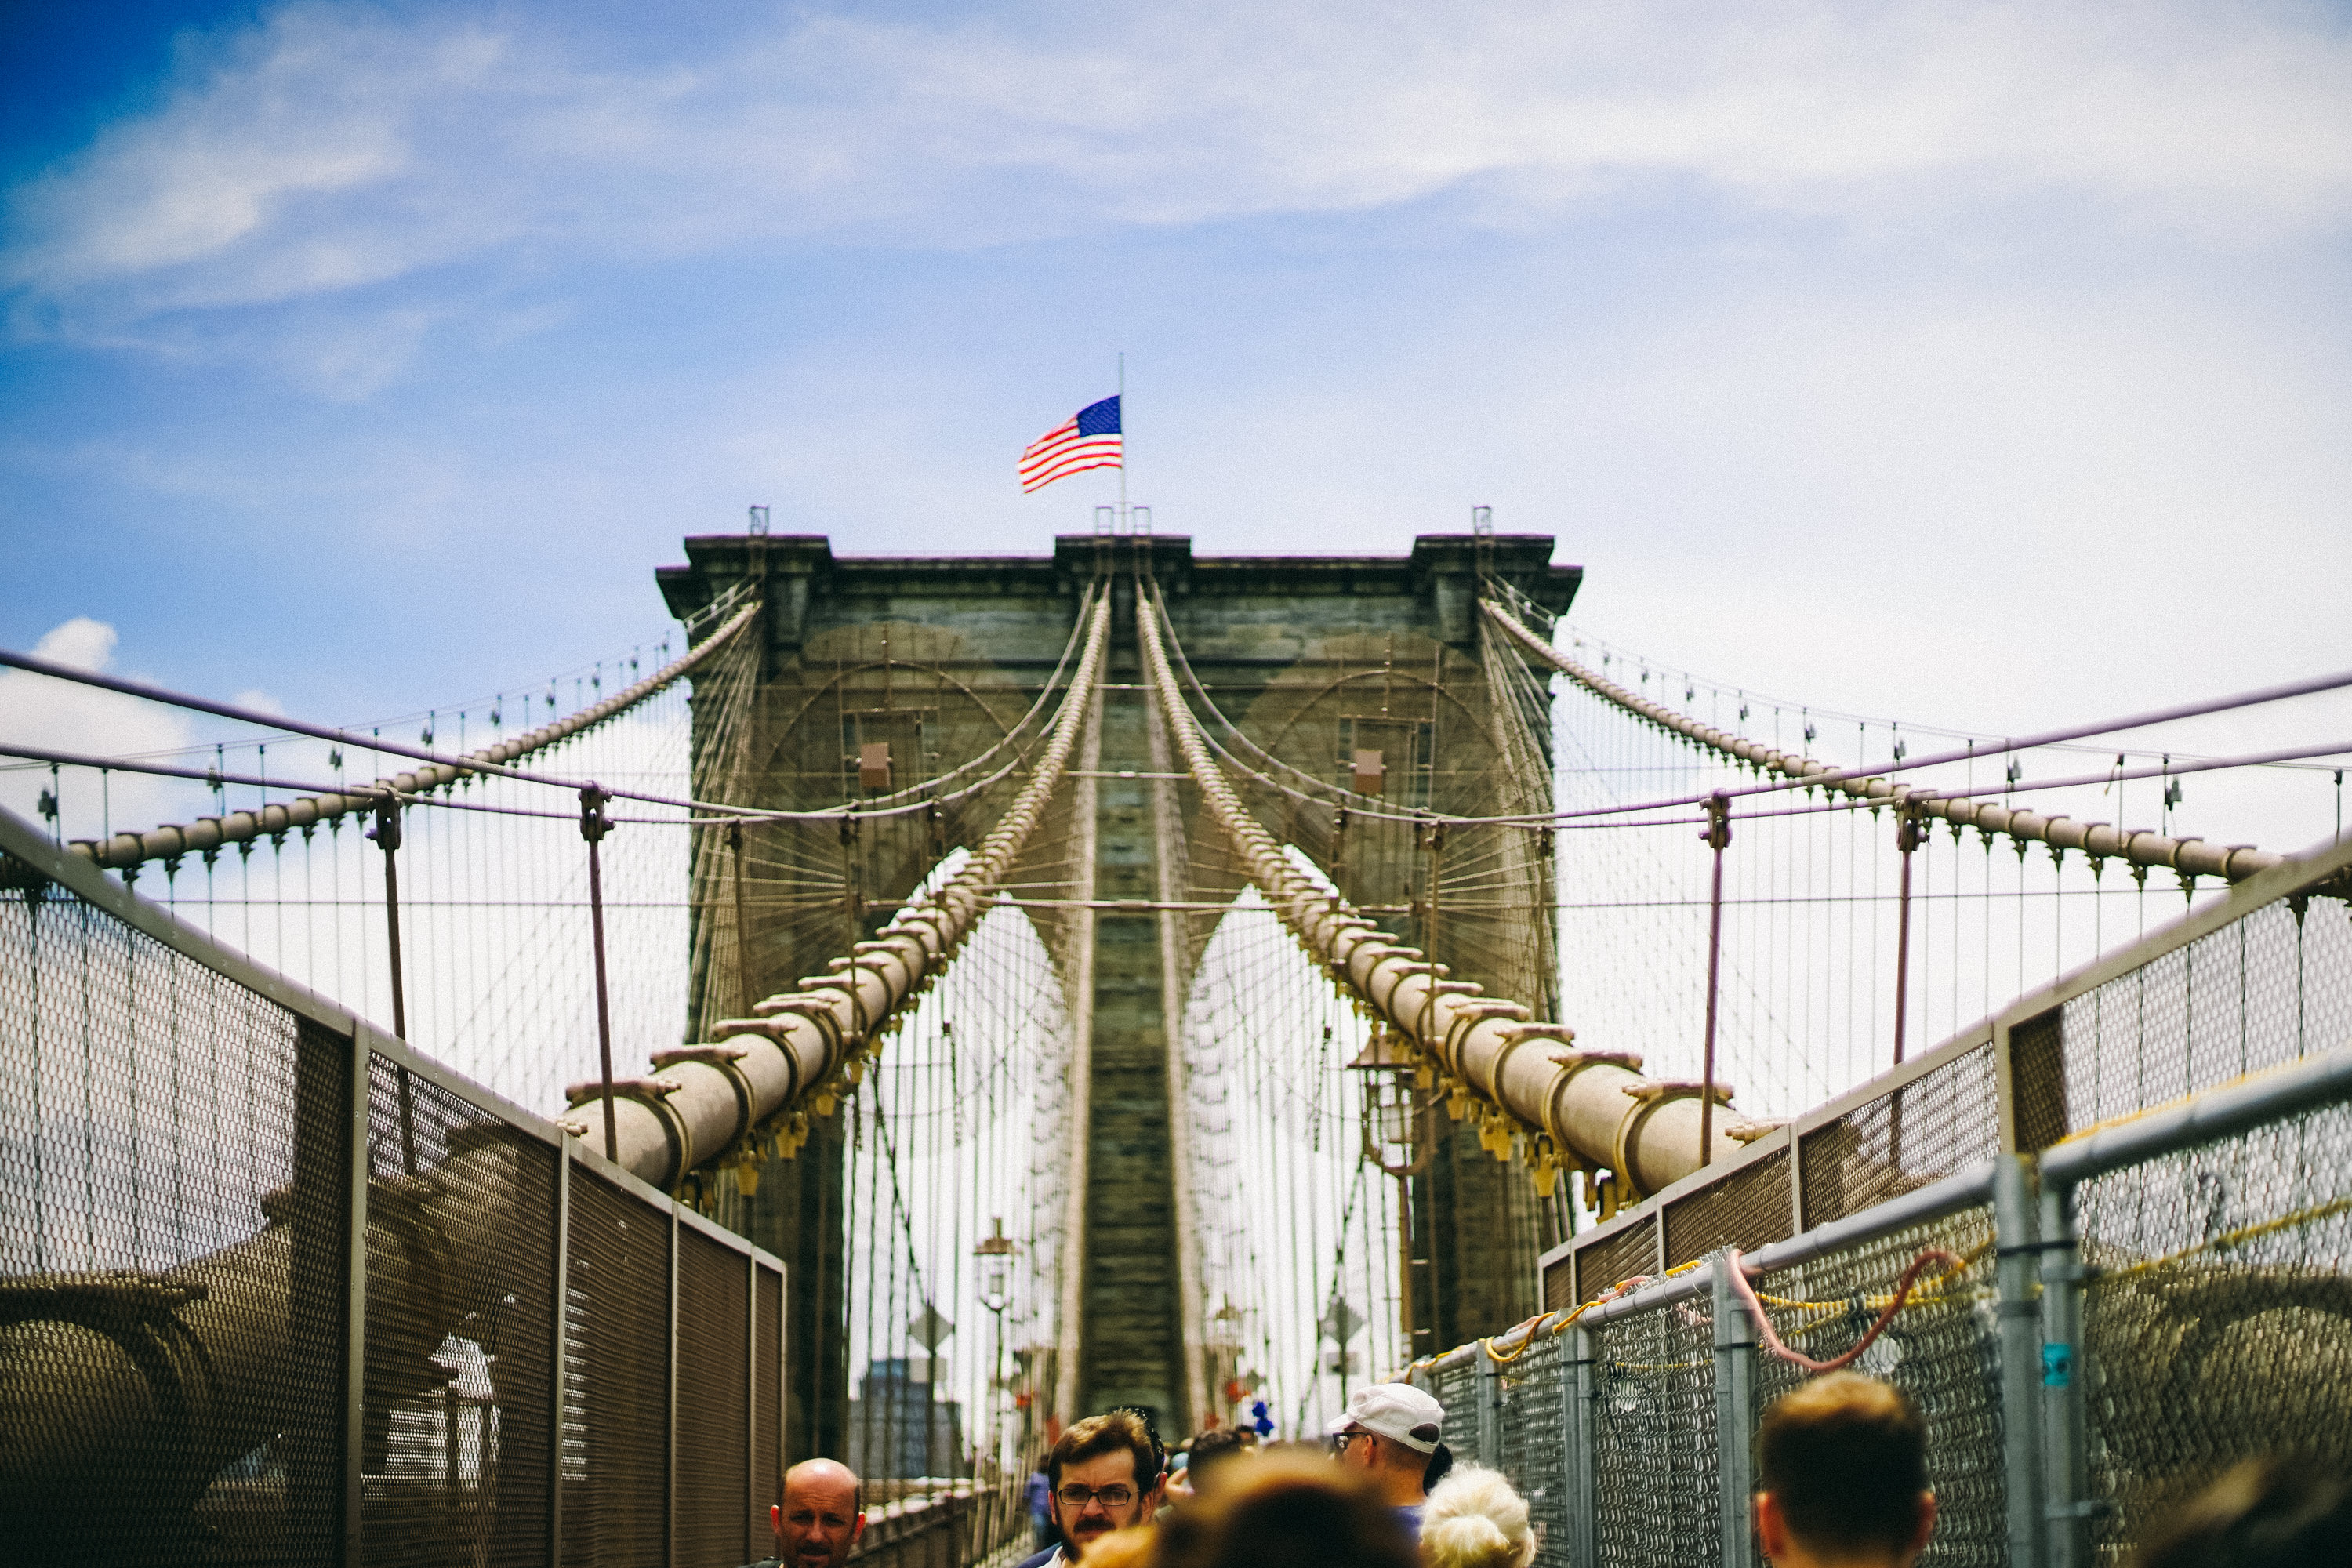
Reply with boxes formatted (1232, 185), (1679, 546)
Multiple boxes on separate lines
(2, 528), (2347, 1568)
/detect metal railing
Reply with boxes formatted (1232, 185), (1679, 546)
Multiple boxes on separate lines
(849, 1480), (1029, 1568)
(0, 805), (790, 1567)
(1414, 833), (2352, 1568)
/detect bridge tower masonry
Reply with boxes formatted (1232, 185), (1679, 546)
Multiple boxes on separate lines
(658, 532), (1581, 1455)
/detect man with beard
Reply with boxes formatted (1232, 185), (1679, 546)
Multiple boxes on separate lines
(742, 1457), (867, 1568)
(1015, 1410), (1167, 1567)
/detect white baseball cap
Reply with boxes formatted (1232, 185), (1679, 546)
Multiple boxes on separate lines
(1324, 1383), (1446, 1454)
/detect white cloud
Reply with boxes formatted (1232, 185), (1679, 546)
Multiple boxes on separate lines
(5, 0), (2349, 339)
(0, 619), (201, 843)
(230, 688), (287, 718)
(32, 615), (119, 673)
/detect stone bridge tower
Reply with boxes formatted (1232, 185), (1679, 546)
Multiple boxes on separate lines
(656, 533), (1581, 1459)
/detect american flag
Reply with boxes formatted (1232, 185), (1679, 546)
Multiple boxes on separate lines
(1019, 395), (1121, 493)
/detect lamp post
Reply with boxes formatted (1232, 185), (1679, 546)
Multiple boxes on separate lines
(975, 1218), (1017, 1476)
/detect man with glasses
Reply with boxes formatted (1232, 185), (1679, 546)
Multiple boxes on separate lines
(1015, 1410), (1167, 1568)
(1327, 1384), (1453, 1536)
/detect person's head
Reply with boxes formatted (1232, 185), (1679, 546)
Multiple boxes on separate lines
(1048, 1410), (1166, 1558)
(1184, 1428), (1254, 1499)
(1076, 1525), (1158, 1568)
(1327, 1383), (1450, 1505)
(771, 1458), (866, 1568)
(1421, 1466), (1537, 1568)
(1158, 1450), (1417, 1568)
(1754, 1373), (1935, 1568)
(2132, 1456), (2352, 1568)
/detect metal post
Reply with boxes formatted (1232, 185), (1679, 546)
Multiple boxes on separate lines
(340, 1025), (374, 1565)
(669, 1203), (682, 1568)
(2039, 1182), (2094, 1568)
(1700, 793), (1731, 1159)
(1564, 1325), (1597, 1568)
(1475, 1351), (1500, 1469)
(747, 1250), (760, 1566)
(372, 794), (419, 1173)
(1712, 1252), (1759, 1568)
(1993, 1154), (2045, 1568)
(729, 818), (753, 1022)
(580, 786), (619, 1160)
(771, 1262), (789, 1537)
(1894, 804), (1923, 1065)
(372, 794), (408, 1039)
(550, 1142), (572, 1568)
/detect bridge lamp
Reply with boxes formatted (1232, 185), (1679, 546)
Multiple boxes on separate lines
(975, 1219), (1018, 1473)
(1346, 1029), (1423, 1159)
(975, 1216), (1017, 1314)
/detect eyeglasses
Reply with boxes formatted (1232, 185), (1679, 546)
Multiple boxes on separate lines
(1055, 1484), (1136, 1510)
(1330, 1429), (1367, 1455)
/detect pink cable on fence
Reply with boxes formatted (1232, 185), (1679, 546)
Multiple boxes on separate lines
(1725, 1247), (1967, 1374)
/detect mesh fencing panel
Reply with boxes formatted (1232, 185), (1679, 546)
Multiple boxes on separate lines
(5, 826), (789, 1567)
(1422, 860), (2352, 1568)
(2, 855), (348, 1565)
(677, 1225), (753, 1568)
(1431, 1359), (1481, 1466)
(2053, 899), (2352, 1138)
(2074, 1098), (2352, 1563)
(1590, 1301), (1716, 1568)
(1748, 1204), (2004, 1568)
(1665, 1148), (1791, 1269)
(1801, 1046), (1998, 1229)
(564, 1170), (673, 1568)
(1487, 1333), (1573, 1568)
(755, 1262), (786, 1537)
(1575, 1219), (1657, 1305)
(360, 1054), (559, 1568)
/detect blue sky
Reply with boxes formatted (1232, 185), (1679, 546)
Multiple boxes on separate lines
(3, 0), (2350, 849)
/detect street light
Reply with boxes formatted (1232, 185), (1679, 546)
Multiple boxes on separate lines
(976, 1216), (1016, 1313)
(975, 1218), (1018, 1475)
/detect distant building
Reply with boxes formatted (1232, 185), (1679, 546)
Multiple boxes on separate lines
(846, 1358), (966, 1479)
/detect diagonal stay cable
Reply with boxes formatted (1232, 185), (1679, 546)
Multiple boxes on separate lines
(7, 591), (1089, 869)
(1483, 597), (2352, 819)
(1, 601), (770, 816)
(4, 584), (1095, 826)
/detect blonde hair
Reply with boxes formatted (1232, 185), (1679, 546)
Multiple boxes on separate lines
(1420, 1466), (1536, 1568)
(1082, 1526), (1158, 1568)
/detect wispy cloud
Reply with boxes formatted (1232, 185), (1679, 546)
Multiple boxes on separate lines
(0, 619), (201, 840)
(7, 0), (2349, 343)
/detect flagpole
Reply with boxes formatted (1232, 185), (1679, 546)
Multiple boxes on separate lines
(1117, 351), (1127, 527)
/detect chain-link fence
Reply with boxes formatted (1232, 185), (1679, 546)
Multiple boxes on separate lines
(1, 811), (788, 1566)
(1588, 1299), (1718, 1568)
(1747, 1207), (2004, 1568)
(2071, 1098), (2352, 1562)
(1417, 836), (2352, 1568)
(1490, 1333), (1572, 1568)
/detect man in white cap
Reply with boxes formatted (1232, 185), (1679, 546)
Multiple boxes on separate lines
(1327, 1383), (1454, 1535)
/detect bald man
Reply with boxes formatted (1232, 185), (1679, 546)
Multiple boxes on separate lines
(744, 1458), (867, 1568)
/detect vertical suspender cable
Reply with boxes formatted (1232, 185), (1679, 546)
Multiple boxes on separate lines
(581, 784), (619, 1160)
(1699, 792), (1730, 1163)
(730, 819), (753, 1021)
(1893, 802), (1922, 1065)
(372, 793), (419, 1173)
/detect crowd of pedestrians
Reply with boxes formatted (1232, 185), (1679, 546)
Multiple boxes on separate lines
(746, 1370), (2339, 1568)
